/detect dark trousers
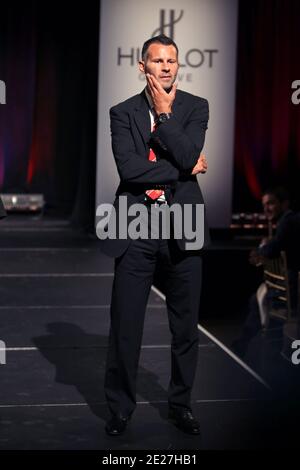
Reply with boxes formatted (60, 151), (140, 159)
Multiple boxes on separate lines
(104, 208), (202, 417)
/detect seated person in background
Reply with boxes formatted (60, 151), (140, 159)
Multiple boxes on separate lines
(232, 187), (300, 357)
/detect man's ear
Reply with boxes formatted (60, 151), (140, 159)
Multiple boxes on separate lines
(138, 61), (145, 74)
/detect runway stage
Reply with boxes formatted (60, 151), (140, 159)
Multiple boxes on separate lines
(0, 217), (299, 450)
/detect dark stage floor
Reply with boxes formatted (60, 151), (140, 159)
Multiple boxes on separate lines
(0, 216), (299, 450)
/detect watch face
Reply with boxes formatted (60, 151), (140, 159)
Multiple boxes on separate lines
(157, 113), (172, 124)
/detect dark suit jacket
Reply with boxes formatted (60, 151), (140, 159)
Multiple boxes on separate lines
(98, 89), (209, 257)
(0, 196), (6, 219)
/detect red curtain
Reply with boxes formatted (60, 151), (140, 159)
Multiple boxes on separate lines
(234, 0), (300, 211)
(0, 3), (57, 193)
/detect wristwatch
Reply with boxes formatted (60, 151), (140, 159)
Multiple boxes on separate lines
(156, 113), (173, 125)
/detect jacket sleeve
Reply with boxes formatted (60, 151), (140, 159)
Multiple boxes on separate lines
(153, 98), (209, 171)
(258, 218), (290, 258)
(110, 106), (179, 185)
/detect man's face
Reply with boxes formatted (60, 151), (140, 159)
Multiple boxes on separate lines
(262, 194), (285, 221)
(139, 43), (179, 91)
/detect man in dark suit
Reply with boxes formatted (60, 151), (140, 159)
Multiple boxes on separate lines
(100, 35), (209, 436)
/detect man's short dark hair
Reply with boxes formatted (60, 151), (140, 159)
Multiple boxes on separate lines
(141, 35), (178, 61)
(262, 186), (290, 203)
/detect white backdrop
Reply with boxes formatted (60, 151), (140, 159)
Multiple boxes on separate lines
(96, 0), (238, 227)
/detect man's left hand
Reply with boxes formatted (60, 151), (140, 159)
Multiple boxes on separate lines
(191, 154), (207, 175)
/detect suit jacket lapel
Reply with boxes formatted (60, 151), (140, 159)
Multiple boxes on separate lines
(172, 90), (183, 120)
(134, 91), (151, 154)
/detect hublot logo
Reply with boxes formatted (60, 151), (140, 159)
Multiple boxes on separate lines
(0, 80), (6, 104)
(117, 9), (219, 81)
(151, 9), (184, 40)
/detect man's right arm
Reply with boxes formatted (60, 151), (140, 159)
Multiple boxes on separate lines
(110, 106), (179, 185)
(257, 220), (290, 258)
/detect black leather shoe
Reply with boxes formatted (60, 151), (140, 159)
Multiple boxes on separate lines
(105, 414), (131, 436)
(168, 408), (201, 435)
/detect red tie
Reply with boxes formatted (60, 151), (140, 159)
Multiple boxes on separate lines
(145, 123), (164, 201)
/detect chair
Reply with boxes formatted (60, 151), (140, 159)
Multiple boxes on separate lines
(254, 252), (295, 366)
(280, 271), (300, 362)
